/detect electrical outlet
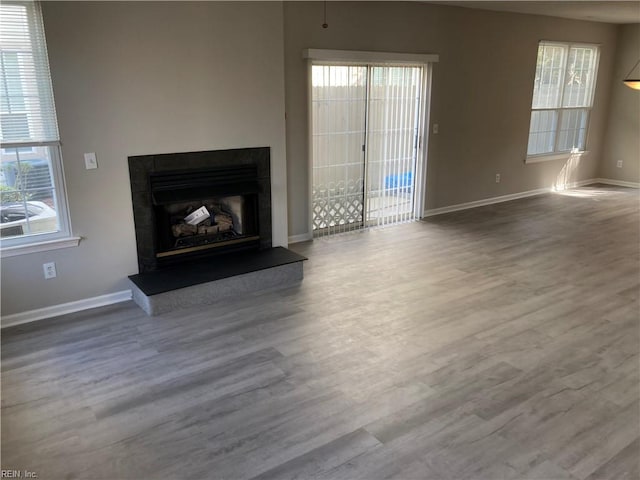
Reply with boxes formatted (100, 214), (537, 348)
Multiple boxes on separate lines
(84, 152), (98, 170)
(495, 173), (501, 183)
(617, 160), (623, 168)
(43, 262), (57, 279)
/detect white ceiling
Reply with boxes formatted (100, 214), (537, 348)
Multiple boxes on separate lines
(428, 1), (640, 24)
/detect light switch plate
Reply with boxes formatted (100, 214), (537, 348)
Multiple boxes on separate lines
(84, 152), (98, 169)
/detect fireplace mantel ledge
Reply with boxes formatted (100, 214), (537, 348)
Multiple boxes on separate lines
(1, 236), (81, 258)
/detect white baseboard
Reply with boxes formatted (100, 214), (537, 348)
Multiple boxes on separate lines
(594, 178), (640, 189)
(1, 290), (133, 329)
(288, 232), (313, 244)
(422, 179), (599, 217)
(423, 187), (548, 217)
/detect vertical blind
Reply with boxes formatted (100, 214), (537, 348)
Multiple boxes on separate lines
(0, 0), (59, 145)
(311, 64), (424, 238)
(366, 65), (422, 229)
(311, 65), (367, 237)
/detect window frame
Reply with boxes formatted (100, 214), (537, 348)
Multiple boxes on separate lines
(525, 41), (600, 163)
(0, 1), (78, 256)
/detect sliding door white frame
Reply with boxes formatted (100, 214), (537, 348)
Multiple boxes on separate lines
(305, 49), (439, 238)
(414, 64), (434, 221)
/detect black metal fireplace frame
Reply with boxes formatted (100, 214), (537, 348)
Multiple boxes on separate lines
(128, 147), (271, 273)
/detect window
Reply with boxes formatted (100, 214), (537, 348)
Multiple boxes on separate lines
(527, 41), (600, 158)
(0, 1), (73, 250)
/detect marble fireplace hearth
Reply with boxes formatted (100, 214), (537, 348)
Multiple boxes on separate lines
(128, 247), (305, 316)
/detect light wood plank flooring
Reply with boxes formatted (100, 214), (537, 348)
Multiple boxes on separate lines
(2, 184), (639, 480)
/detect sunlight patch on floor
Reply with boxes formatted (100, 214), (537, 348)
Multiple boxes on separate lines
(553, 189), (622, 198)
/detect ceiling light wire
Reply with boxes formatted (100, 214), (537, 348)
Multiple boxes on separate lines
(322, 1), (328, 28)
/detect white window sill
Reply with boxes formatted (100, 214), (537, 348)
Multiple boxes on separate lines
(525, 151), (588, 164)
(1, 236), (81, 258)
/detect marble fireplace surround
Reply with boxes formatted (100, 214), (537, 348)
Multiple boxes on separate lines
(128, 147), (272, 273)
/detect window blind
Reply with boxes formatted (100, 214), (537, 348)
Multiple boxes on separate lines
(0, 1), (59, 145)
(527, 41), (599, 156)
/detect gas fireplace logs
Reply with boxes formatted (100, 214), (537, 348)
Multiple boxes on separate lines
(171, 205), (234, 238)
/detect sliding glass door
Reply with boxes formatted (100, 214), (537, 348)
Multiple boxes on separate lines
(311, 65), (367, 236)
(311, 63), (426, 237)
(366, 66), (422, 227)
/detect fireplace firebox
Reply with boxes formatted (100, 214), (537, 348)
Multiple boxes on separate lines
(128, 147), (271, 273)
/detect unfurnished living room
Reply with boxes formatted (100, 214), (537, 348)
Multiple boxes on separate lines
(1, 1), (639, 479)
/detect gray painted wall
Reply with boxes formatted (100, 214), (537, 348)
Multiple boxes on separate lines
(284, 2), (618, 237)
(1, 1), (287, 316)
(601, 24), (640, 183)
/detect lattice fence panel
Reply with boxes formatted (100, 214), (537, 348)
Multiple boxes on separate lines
(312, 179), (364, 235)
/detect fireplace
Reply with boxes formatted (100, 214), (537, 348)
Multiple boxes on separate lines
(127, 146), (305, 315)
(128, 147), (271, 273)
